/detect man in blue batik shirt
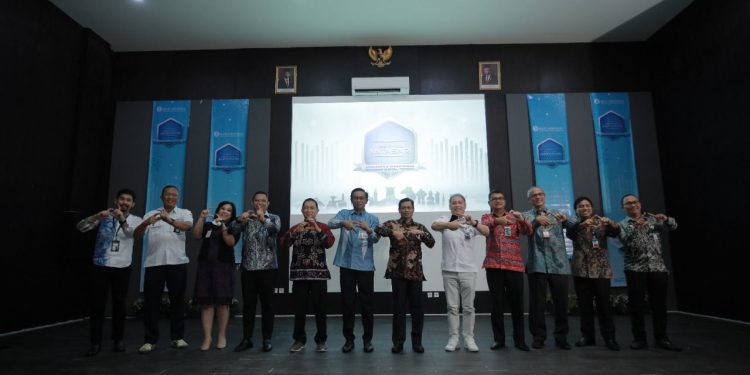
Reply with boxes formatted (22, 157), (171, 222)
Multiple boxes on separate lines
(76, 188), (143, 357)
(522, 186), (572, 350)
(329, 188), (380, 353)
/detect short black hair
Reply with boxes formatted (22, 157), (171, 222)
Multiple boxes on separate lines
(620, 194), (638, 206)
(252, 191), (269, 200)
(398, 197), (414, 209)
(161, 185), (179, 196)
(573, 196), (593, 210)
(116, 188), (136, 201)
(302, 198), (319, 209)
(350, 188), (368, 199)
(488, 189), (504, 200)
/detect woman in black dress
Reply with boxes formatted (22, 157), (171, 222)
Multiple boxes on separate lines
(192, 201), (240, 351)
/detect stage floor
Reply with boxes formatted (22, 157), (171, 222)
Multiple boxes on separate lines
(1, 313), (748, 374)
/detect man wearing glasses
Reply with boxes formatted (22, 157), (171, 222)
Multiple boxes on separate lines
(618, 194), (680, 351)
(329, 188), (381, 353)
(522, 186), (572, 350)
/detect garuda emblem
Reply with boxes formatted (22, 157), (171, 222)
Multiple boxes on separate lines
(368, 46), (393, 68)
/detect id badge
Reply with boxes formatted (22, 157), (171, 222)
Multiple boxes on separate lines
(504, 226), (512, 236)
(111, 240), (120, 252)
(205, 229), (212, 238)
(542, 230), (550, 239)
(652, 233), (659, 241)
(592, 237), (600, 249)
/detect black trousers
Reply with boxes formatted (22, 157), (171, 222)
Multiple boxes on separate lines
(391, 278), (424, 345)
(486, 268), (525, 344)
(573, 276), (615, 342)
(292, 280), (327, 344)
(240, 269), (276, 341)
(625, 271), (669, 341)
(527, 272), (569, 342)
(90, 265), (131, 345)
(143, 264), (187, 344)
(340, 267), (374, 343)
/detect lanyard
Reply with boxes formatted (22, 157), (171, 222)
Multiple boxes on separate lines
(111, 214), (126, 241)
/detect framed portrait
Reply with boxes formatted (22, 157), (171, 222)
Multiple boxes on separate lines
(275, 65), (297, 94)
(478, 61), (501, 91)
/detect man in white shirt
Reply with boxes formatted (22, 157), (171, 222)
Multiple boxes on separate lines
(77, 188), (143, 356)
(134, 185), (193, 354)
(431, 193), (489, 352)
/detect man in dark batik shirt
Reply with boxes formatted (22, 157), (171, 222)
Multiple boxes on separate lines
(618, 194), (680, 352)
(233, 191), (281, 353)
(375, 198), (435, 354)
(566, 196), (621, 351)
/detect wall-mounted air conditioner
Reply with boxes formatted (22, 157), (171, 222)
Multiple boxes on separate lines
(352, 76), (409, 96)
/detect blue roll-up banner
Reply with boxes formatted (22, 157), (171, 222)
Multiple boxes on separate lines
(140, 100), (191, 291)
(207, 99), (249, 262)
(527, 94), (575, 255)
(590, 92), (638, 287)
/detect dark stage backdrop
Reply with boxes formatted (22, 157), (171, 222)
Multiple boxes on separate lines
(0, 0), (115, 333)
(647, 0), (750, 321)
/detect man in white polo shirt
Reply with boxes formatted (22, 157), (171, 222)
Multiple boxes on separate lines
(431, 193), (489, 352)
(134, 185), (193, 354)
(77, 188), (143, 356)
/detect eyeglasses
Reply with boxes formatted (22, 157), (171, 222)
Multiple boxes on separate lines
(351, 196), (367, 201)
(623, 200), (640, 206)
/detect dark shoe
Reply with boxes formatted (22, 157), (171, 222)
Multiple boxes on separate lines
(630, 340), (647, 350)
(412, 344), (424, 353)
(556, 340), (572, 350)
(515, 342), (530, 351)
(490, 342), (505, 350)
(262, 340), (273, 352)
(605, 339), (621, 351)
(532, 338), (544, 349)
(234, 339), (253, 352)
(113, 340), (126, 352)
(363, 341), (374, 353)
(655, 338), (682, 352)
(391, 342), (403, 354)
(342, 340), (354, 353)
(575, 337), (595, 347)
(85, 344), (101, 357)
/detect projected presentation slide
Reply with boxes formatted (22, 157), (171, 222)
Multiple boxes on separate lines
(290, 95), (491, 292)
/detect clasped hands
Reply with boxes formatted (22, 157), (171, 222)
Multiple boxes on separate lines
(494, 210), (523, 225)
(340, 220), (370, 233)
(238, 209), (266, 223)
(294, 216), (321, 233)
(389, 222), (423, 241)
(536, 212), (567, 226)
